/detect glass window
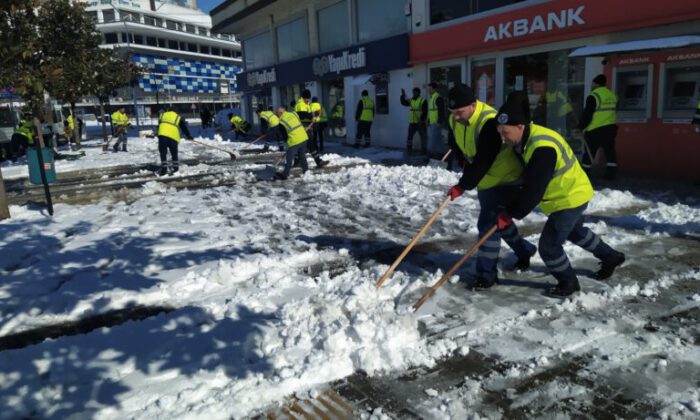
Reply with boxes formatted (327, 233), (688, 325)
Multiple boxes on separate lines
(122, 32), (133, 43)
(104, 33), (119, 44)
(431, 0), (527, 25)
(144, 15), (160, 26)
(430, 0), (471, 25)
(663, 64), (700, 112)
(185, 24), (197, 34)
(430, 65), (462, 100)
(211, 46), (221, 56)
(200, 45), (210, 54)
(276, 18), (309, 63)
(168, 39), (179, 50)
(86, 11), (98, 23)
(187, 43), (198, 52)
(318, 1), (349, 52)
(222, 49), (232, 57)
(243, 31), (273, 69)
(357, 0), (406, 43)
(120, 11), (137, 22)
(157, 38), (166, 48)
(471, 59), (496, 106)
(504, 50), (585, 143)
(166, 20), (178, 30)
(146, 36), (157, 46)
(102, 10), (115, 23)
(134, 34), (144, 45)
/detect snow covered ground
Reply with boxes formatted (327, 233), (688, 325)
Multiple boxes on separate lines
(0, 134), (699, 419)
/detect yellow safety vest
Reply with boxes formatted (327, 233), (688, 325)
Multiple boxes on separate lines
(66, 115), (75, 130)
(259, 110), (279, 128)
(543, 91), (574, 117)
(230, 115), (245, 131)
(311, 102), (322, 122)
(319, 105), (328, 122)
(111, 111), (129, 127)
(523, 123), (594, 214)
(360, 97), (374, 122)
(428, 92), (441, 125)
(586, 86), (617, 131)
(332, 104), (344, 119)
(295, 98), (312, 123)
(279, 111), (308, 147)
(449, 101), (523, 190)
(158, 111), (182, 142)
(15, 119), (33, 142)
(409, 97), (425, 124)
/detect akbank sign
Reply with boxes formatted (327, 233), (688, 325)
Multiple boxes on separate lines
(484, 5), (586, 42)
(312, 47), (367, 77)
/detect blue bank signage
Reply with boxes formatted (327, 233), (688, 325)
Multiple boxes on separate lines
(239, 34), (408, 91)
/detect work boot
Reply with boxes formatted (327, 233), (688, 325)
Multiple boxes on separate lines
(122, 146), (127, 152)
(159, 166), (168, 176)
(293, 157), (300, 167)
(315, 157), (329, 168)
(596, 251), (625, 280)
(512, 247), (537, 271)
(547, 281), (581, 297)
(472, 275), (498, 290)
(113, 144), (119, 152)
(262, 144), (270, 153)
(363, 142), (370, 148)
(273, 172), (287, 181)
(278, 145), (285, 152)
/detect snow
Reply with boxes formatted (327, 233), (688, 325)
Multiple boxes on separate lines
(1, 132), (699, 418)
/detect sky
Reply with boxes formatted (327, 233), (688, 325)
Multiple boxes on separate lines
(197, 0), (223, 13)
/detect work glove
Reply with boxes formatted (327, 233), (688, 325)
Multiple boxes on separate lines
(496, 210), (513, 230)
(448, 185), (464, 201)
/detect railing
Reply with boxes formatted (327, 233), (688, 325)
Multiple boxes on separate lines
(96, 10), (238, 43)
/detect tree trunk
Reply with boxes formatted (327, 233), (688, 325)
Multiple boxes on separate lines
(0, 167), (10, 221)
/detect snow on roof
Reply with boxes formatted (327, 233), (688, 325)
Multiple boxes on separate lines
(569, 35), (700, 57)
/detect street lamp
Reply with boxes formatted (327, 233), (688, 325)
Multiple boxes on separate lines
(108, 3), (141, 133)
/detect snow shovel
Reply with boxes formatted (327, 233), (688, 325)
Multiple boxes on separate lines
(189, 138), (237, 160)
(272, 122), (315, 168)
(240, 133), (267, 152)
(374, 196), (451, 288)
(413, 224), (498, 311)
(429, 149), (452, 169)
(102, 135), (113, 152)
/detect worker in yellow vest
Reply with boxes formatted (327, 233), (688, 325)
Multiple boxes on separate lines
(256, 104), (283, 151)
(354, 90), (374, 148)
(228, 113), (251, 140)
(495, 92), (625, 297)
(157, 106), (193, 176)
(295, 89), (328, 167)
(111, 106), (131, 152)
(446, 84), (536, 289)
(426, 83), (447, 158)
(9, 112), (33, 161)
(273, 106), (309, 180)
(311, 96), (329, 153)
(578, 74), (619, 180)
(400, 87), (428, 157)
(692, 99), (700, 133)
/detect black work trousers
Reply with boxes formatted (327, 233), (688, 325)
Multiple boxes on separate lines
(582, 124), (618, 178)
(406, 122), (427, 154)
(158, 135), (179, 172)
(356, 120), (372, 146)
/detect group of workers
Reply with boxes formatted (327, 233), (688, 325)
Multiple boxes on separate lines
(443, 80), (626, 297)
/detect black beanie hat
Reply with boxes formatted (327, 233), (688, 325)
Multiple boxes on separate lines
(496, 97), (530, 126)
(302, 89), (311, 99)
(447, 84), (476, 109)
(593, 74), (607, 86)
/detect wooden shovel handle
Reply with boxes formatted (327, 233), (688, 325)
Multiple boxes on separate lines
(374, 196), (451, 288)
(413, 224), (499, 311)
(189, 138), (236, 157)
(440, 149), (452, 162)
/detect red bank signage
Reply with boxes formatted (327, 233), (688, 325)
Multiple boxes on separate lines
(410, 0), (700, 64)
